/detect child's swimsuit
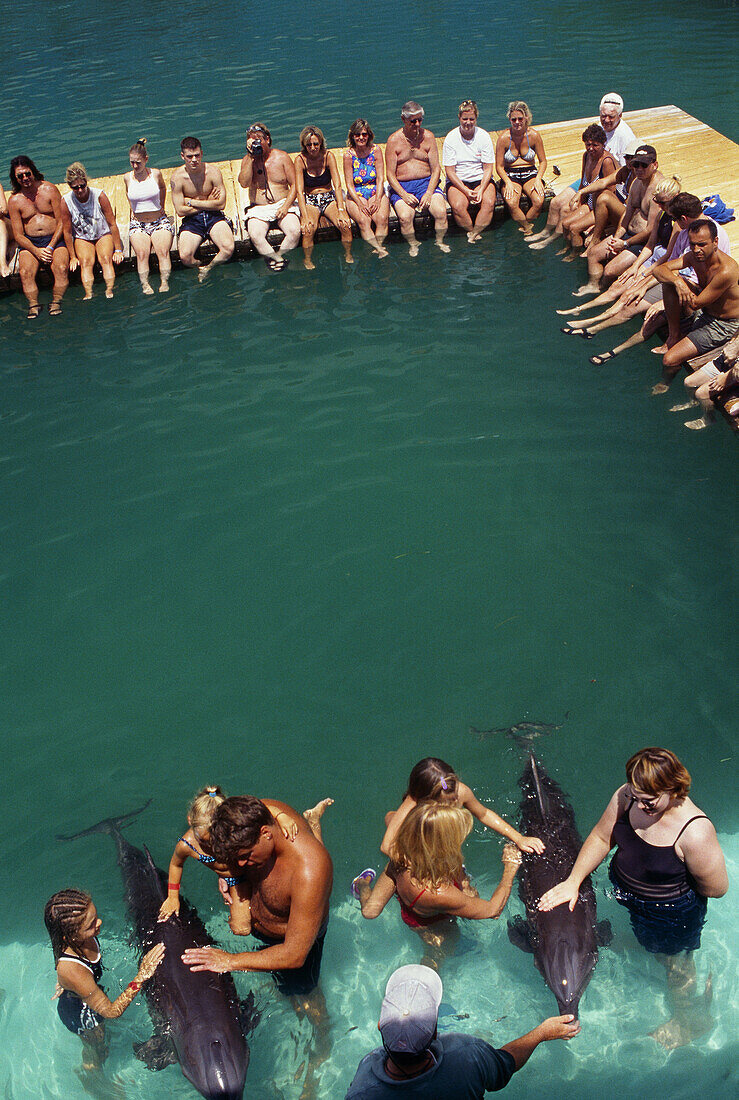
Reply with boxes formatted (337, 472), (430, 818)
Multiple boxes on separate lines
(56, 939), (106, 1035)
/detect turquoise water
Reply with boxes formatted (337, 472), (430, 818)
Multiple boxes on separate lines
(2, 1), (737, 1097)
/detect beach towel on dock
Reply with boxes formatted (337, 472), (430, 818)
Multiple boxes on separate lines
(702, 195), (735, 223)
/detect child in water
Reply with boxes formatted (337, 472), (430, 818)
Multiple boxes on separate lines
(45, 889), (164, 1073)
(380, 757), (544, 858)
(158, 785), (333, 929)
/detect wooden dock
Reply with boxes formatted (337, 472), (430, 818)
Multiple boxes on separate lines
(3, 103), (734, 268)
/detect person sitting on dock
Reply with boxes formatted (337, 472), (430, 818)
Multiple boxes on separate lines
(294, 125), (353, 270)
(558, 125), (618, 256)
(343, 119), (390, 258)
(60, 163), (123, 300)
(0, 181), (16, 279)
(528, 92), (635, 250)
(442, 99), (497, 243)
(239, 123), (300, 271)
(171, 137), (234, 281)
(571, 145), (663, 296)
(650, 219), (739, 392)
(494, 100), (547, 236)
(385, 101), (450, 256)
(682, 331), (739, 429)
(7, 155), (69, 318)
(124, 138), (174, 295)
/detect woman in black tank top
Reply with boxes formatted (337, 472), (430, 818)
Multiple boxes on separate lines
(294, 125), (353, 270)
(538, 748), (727, 1046)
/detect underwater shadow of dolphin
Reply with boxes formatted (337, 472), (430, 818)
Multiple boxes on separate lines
(58, 803), (258, 1100)
(507, 754), (612, 1016)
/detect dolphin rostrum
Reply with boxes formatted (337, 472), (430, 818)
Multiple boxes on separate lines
(58, 804), (258, 1099)
(507, 754), (611, 1016)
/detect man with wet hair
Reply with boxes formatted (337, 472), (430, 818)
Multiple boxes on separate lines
(528, 92), (636, 249)
(385, 100), (450, 256)
(7, 155), (69, 318)
(171, 136), (235, 280)
(345, 964), (579, 1098)
(238, 122), (300, 270)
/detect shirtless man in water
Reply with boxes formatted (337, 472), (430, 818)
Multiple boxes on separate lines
(385, 101), (449, 256)
(238, 122), (300, 271)
(651, 219), (739, 392)
(171, 136), (234, 281)
(7, 155), (69, 318)
(182, 796), (333, 1097)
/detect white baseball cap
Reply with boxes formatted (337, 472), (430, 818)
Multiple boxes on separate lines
(379, 965), (443, 1054)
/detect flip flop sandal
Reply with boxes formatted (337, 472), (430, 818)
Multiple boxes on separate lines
(589, 350), (617, 365)
(350, 868), (376, 898)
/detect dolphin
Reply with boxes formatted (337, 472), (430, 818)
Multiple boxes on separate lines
(507, 754), (611, 1016)
(58, 804), (257, 1099)
(470, 718), (565, 743)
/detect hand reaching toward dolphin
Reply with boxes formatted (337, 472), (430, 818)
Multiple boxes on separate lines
(536, 1014), (581, 1040)
(517, 835), (546, 854)
(538, 876), (581, 912)
(182, 946), (233, 973)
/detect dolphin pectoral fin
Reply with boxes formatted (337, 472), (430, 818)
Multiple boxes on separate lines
(507, 915), (535, 954)
(239, 991), (262, 1035)
(596, 919), (613, 947)
(133, 1033), (177, 1070)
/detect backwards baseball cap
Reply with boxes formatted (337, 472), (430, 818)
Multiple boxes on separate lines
(379, 965), (443, 1054)
(631, 144), (657, 164)
(600, 92), (624, 112)
(624, 139), (641, 158)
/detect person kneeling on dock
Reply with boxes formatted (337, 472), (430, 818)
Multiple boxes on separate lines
(386, 101), (449, 256)
(61, 163), (123, 300)
(443, 99), (497, 243)
(171, 136), (235, 281)
(651, 219), (739, 393)
(239, 123), (300, 271)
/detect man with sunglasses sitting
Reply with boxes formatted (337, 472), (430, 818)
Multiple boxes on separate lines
(7, 155), (69, 318)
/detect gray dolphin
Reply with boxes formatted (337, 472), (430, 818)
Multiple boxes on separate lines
(58, 804), (257, 1099)
(507, 754), (611, 1016)
(470, 718), (565, 743)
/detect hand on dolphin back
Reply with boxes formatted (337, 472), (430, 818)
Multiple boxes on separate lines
(538, 877), (581, 912)
(182, 945), (233, 973)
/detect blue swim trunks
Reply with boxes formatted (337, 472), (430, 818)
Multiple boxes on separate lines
(608, 864), (707, 955)
(390, 176), (444, 208)
(179, 210), (234, 241)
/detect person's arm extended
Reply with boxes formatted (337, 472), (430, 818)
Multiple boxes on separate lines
(500, 1015), (580, 1070)
(459, 783), (544, 853)
(293, 154), (310, 224)
(237, 152), (253, 190)
(440, 846), (521, 919)
(60, 201), (77, 267)
(495, 133), (513, 193)
(538, 788), (621, 912)
(653, 252), (692, 285)
(380, 797), (415, 857)
(158, 840), (191, 920)
(100, 192), (123, 256)
(532, 130), (547, 181)
(444, 162), (471, 198)
(275, 153), (297, 219)
(57, 943), (164, 1019)
(423, 136), (441, 196)
(48, 185), (65, 247)
(691, 267), (736, 309)
(327, 152), (350, 227)
(384, 137), (406, 200)
(0, 182), (8, 217)
(680, 818), (728, 897)
(343, 150), (362, 207)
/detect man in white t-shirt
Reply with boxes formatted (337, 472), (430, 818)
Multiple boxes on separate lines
(528, 92), (637, 248)
(442, 99), (496, 243)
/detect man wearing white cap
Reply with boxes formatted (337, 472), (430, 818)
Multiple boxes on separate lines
(345, 964), (579, 1098)
(528, 92), (637, 248)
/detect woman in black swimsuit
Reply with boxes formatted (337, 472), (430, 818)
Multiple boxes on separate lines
(294, 125), (353, 269)
(539, 747), (727, 1047)
(45, 889), (164, 1074)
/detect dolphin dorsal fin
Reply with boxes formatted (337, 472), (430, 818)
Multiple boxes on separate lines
(530, 754), (547, 819)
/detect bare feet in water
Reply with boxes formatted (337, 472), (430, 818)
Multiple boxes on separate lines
(303, 798), (334, 841)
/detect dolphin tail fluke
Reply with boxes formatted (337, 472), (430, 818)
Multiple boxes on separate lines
(56, 800), (152, 842)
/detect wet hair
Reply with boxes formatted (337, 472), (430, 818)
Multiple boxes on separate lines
(44, 889), (92, 964)
(458, 99), (478, 119)
(129, 137), (148, 158)
(582, 124), (607, 145)
(180, 136), (201, 153)
(507, 100), (532, 126)
(625, 748), (691, 800)
(65, 162), (87, 186)
(299, 126), (326, 154)
(209, 796), (274, 862)
(347, 119), (375, 148)
(10, 155), (44, 193)
(401, 101), (424, 120)
(668, 192), (703, 220)
(600, 93), (624, 114)
(653, 175), (681, 203)
(405, 757), (459, 802)
(390, 803), (472, 890)
(689, 218), (718, 241)
(187, 785), (227, 834)
(247, 122), (272, 145)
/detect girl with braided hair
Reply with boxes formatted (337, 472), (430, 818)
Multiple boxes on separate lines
(44, 889), (164, 1070)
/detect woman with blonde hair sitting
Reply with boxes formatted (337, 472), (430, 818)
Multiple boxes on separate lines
(354, 802), (521, 962)
(294, 125), (353, 269)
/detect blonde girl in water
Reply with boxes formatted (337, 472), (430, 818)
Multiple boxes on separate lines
(158, 785), (333, 928)
(379, 757), (545, 859)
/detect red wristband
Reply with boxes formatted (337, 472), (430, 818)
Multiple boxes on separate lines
(168, 882), (180, 891)
(127, 981), (141, 993)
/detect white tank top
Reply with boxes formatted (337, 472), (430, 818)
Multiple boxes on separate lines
(127, 171), (162, 214)
(63, 187), (109, 241)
